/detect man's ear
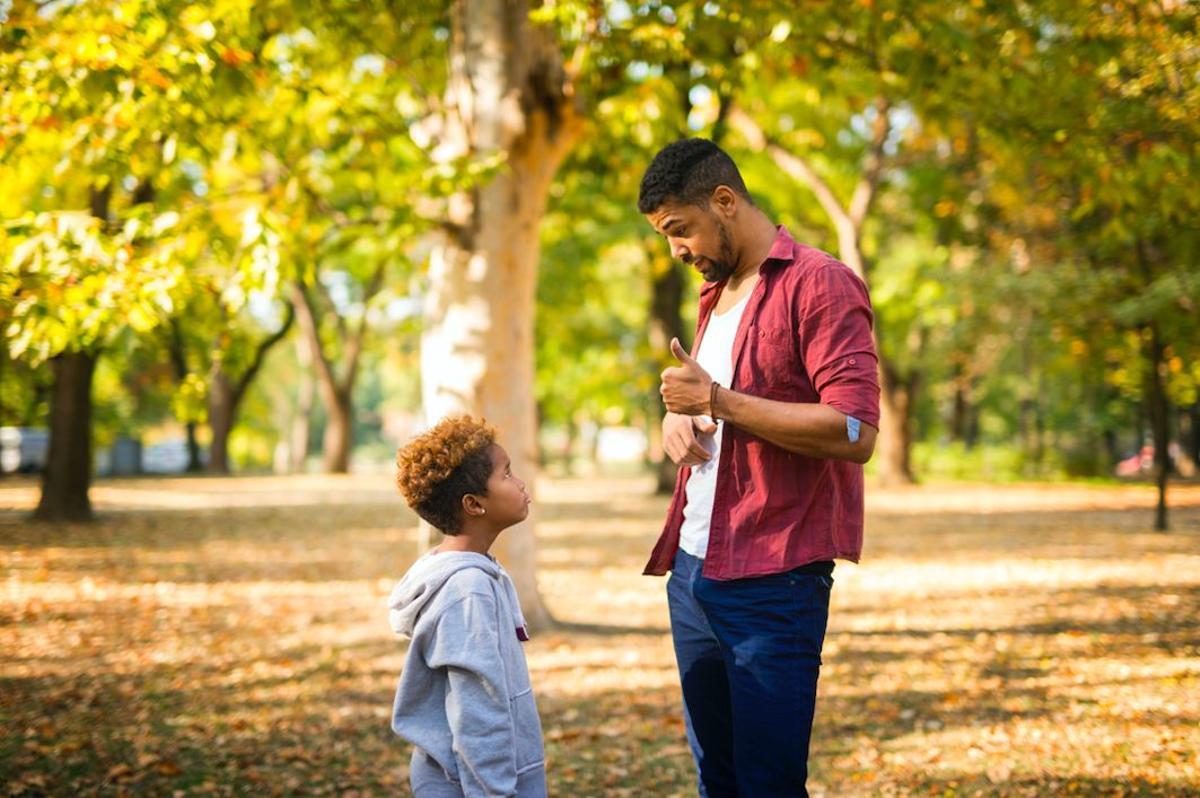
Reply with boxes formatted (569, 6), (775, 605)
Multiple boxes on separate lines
(461, 493), (486, 517)
(710, 185), (739, 218)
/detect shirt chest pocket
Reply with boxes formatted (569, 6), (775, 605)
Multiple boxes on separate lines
(743, 324), (802, 396)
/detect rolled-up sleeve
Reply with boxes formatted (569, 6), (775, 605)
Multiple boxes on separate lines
(796, 262), (881, 429)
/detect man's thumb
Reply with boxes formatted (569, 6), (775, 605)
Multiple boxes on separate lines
(670, 337), (694, 364)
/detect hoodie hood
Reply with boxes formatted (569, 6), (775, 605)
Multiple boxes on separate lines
(388, 550), (529, 641)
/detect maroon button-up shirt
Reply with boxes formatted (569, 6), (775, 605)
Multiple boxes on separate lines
(644, 226), (881, 580)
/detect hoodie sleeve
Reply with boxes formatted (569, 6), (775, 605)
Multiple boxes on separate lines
(424, 591), (517, 798)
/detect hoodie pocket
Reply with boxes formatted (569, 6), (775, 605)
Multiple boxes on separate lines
(510, 687), (545, 774)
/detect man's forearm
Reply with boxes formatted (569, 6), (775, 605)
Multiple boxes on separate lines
(714, 386), (877, 463)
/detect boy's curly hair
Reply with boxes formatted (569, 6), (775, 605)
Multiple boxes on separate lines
(395, 415), (496, 535)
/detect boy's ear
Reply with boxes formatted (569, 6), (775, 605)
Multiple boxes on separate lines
(461, 493), (486, 517)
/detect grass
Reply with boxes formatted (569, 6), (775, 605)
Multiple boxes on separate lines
(1, 474), (1198, 796)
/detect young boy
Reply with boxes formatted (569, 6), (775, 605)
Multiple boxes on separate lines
(389, 415), (546, 798)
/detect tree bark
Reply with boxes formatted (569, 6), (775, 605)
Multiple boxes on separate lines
(876, 361), (916, 486)
(207, 370), (237, 474)
(34, 351), (97, 521)
(1135, 239), (1169, 531)
(1144, 323), (1170, 531)
(35, 183), (110, 520)
(321, 387), (353, 474)
(419, 0), (583, 630)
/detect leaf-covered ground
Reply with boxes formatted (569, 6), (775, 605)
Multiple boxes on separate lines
(2, 475), (1197, 797)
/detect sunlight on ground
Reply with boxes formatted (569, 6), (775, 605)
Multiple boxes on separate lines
(2, 475), (1198, 796)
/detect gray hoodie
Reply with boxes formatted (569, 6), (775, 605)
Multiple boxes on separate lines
(389, 551), (546, 798)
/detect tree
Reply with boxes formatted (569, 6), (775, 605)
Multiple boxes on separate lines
(0, 0), (286, 513)
(412, 0), (587, 628)
(2, 206), (186, 519)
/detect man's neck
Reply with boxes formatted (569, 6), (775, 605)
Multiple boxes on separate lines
(729, 210), (778, 288)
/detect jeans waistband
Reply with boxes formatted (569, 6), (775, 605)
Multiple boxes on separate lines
(676, 549), (835, 579)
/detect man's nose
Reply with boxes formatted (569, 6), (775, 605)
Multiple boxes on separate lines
(670, 240), (689, 261)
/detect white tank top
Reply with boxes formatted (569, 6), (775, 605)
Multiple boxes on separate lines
(678, 290), (752, 559)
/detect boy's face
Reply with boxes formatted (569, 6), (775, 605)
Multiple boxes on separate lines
(479, 444), (530, 528)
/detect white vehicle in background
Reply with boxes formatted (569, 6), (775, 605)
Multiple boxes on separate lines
(0, 427), (49, 474)
(142, 440), (195, 474)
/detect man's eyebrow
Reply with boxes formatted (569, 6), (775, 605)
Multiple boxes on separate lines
(661, 218), (683, 234)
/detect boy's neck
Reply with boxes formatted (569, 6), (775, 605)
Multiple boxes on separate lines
(434, 525), (498, 556)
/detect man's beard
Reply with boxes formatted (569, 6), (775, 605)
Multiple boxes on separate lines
(689, 222), (737, 282)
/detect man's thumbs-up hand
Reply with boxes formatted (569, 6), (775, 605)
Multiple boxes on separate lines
(660, 337), (713, 416)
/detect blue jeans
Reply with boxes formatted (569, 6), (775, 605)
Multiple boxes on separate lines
(667, 550), (832, 798)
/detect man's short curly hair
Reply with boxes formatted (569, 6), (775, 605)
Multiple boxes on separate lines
(395, 415), (496, 535)
(638, 138), (752, 214)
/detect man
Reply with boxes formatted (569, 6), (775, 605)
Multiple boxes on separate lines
(640, 138), (880, 797)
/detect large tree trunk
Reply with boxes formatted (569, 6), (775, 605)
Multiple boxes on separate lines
(34, 351), (97, 521)
(420, 0), (582, 631)
(322, 388), (352, 474)
(35, 184), (110, 519)
(207, 370), (236, 474)
(876, 362), (915, 486)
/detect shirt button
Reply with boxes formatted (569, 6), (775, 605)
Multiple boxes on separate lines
(848, 358), (857, 365)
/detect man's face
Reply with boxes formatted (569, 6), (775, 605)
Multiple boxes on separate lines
(646, 201), (737, 283)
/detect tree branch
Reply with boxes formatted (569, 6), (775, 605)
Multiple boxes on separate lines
(848, 96), (892, 227)
(727, 106), (851, 229)
(233, 302), (296, 400)
(290, 281), (339, 399)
